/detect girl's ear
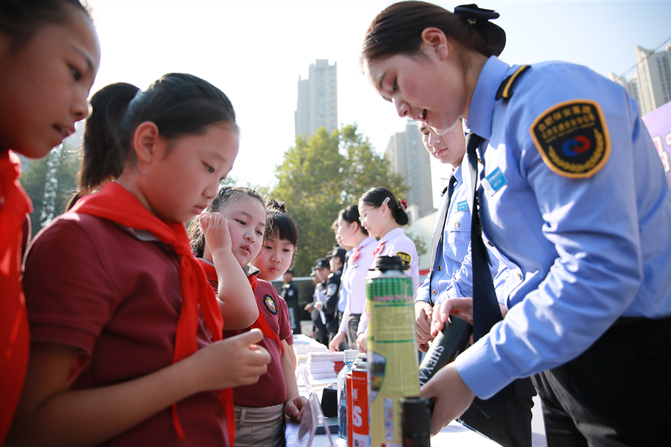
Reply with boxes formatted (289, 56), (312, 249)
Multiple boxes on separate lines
(133, 121), (161, 164)
(420, 27), (449, 60)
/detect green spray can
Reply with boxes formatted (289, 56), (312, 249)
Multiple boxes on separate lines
(367, 255), (419, 447)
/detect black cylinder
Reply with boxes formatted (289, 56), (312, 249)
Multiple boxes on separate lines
(400, 396), (432, 446)
(418, 316), (472, 387)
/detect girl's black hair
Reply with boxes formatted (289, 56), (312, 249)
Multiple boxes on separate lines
(71, 73), (237, 205)
(265, 199), (299, 247)
(339, 204), (368, 236)
(0, 0), (92, 51)
(187, 186), (264, 259)
(359, 187), (409, 226)
(361, 1), (506, 66)
(66, 82), (139, 210)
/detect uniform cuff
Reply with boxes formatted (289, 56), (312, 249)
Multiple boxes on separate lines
(454, 333), (514, 399)
(415, 283), (430, 303)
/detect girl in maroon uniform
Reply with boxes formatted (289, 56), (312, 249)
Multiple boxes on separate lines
(190, 188), (306, 447)
(11, 75), (271, 446)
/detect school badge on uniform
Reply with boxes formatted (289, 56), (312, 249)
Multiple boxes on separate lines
(530, 100), (610, 178)
(395, 251), (412, 271)
(264, 295), (278, 315)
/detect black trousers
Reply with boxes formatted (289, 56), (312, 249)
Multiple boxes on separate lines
(460, 377), (536, 447)
(311, 309), (329, 346)
(531, 316), (671, 447)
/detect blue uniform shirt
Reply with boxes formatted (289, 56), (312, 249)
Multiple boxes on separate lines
(456, 56), (671, 399)
(416, 164), (510, 306)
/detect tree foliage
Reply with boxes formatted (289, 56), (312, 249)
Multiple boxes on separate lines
(271, 124), (407, 276)
(20, 144), (80, 237)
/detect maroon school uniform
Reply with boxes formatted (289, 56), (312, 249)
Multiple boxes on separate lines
(23, 213), (230, 447)
(222, 279), (293, 407)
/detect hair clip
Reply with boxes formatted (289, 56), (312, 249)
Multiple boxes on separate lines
(382, 197), (390, 206)
(398, 198), (407, 211)
(454, 4), (500, 25)
(277, 201), (285, 208)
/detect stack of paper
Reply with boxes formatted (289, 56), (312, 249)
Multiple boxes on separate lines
(293, 334), (328, 358)
(305, 352), (344, 383)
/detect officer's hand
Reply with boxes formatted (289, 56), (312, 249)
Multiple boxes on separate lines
(329, 332), (346, 352)
(415, 301), (433, 352)
(420, 362), (475, 435)
(304, 303), (313, 312)
(430, 298), (474, 337)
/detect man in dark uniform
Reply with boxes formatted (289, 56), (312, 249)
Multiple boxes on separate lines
(280, 269), (300, 334)
(305, 258), (330, 345)
(323, 246), (346, 343)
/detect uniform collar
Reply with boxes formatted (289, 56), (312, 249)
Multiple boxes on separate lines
(380, 227), (404, 244)
(360, 236), (377, 248)
(244, 264), (260, 277)
(453, 163), (464, 185)
(467, 56), (510, 140)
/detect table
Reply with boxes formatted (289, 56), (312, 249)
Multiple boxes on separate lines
(286, 339), (502, 447)
(286, 418), (502, 446)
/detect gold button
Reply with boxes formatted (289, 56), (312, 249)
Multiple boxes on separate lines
(432, 290), (437, 295)
(437, 266), (442, 271)
(455, 222), (460, 228)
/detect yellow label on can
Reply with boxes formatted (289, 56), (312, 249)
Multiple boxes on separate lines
(367, 275), (419, 446)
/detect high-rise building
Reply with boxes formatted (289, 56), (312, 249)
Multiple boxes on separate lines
(610, 43), (671, 116)
(385, 120), (435, 223)
(295, 59), (338, 139)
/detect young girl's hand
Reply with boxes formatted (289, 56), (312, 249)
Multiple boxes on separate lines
(284, 396), (308, 422)
(187, 329), (270, 392)
(200, 212), (232, 254)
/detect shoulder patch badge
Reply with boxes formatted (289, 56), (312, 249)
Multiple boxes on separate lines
(530, 100), (610, 178)
(395, 251), (412, 271)
(264, 294), (278, 315)
(327, 283), (338, 296)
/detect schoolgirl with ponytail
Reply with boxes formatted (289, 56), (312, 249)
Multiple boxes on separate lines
(355, 187), (419, 352)
(13, 75), (271, 447)
(363, 1), (671, 444)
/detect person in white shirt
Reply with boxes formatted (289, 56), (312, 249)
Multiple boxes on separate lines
(356, 187), (420, 352)
(329, 205), (377, 351)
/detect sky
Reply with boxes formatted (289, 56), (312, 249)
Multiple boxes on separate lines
(81, 0), (671, 205)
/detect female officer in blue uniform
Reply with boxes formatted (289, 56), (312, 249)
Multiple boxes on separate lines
(361, 2), (671, 446)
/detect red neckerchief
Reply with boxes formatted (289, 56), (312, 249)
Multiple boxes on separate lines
(201, 262), (283, 356)
(373, 241), (385, 257)
(248, 273), (285, 357)
(71, 182), (225, 441)
(0, 151), (32, 444)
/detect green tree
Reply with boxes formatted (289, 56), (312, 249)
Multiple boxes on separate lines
(271, 124), (407, 276)
(20, 143), (80, 237)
